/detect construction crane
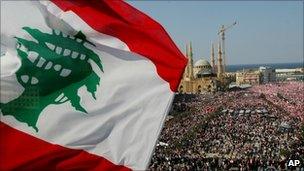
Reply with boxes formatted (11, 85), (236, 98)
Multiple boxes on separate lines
(217, 21), (237, 73)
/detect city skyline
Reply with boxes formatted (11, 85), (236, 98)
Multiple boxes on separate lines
(129, 1), (303, 65)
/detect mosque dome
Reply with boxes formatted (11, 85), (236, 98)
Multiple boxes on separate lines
(194, 59), (211, 68)
(194, 58), (213, 78)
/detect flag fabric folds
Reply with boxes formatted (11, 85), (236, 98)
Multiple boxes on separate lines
(0, 0), (187, 170)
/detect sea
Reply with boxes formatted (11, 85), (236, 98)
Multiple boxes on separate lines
(226, 62), (303, 72)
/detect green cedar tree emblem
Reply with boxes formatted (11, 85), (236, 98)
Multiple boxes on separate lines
(0, 27), (103, 132)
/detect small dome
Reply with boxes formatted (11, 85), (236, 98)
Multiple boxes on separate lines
(194, 59), (211, 68)
(198, 70), (212, 75)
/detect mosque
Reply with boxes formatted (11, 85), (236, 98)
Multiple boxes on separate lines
(178, 42), (226, 93)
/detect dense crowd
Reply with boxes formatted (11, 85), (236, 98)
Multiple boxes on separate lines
(149, 81), (304, 170)
(250, 81), (304, 122)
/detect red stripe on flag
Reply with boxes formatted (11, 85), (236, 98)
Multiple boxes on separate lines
(51, 0), (187, 92)
(0, 122), (131, 171)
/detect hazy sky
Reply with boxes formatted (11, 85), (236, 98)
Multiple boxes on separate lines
(129, 1), (303, 65)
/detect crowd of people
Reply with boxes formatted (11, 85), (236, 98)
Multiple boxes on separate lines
(250, 82), (304, 122)
(149, 81), (304, 170)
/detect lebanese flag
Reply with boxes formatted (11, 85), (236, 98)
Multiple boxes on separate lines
(0, 0), (187, 170)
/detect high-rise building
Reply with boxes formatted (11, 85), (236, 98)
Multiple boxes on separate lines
(259, 66), (276, 83)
